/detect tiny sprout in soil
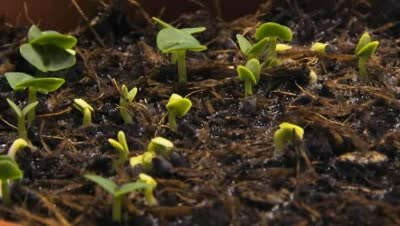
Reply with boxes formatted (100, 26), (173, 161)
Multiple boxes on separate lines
(137, 173), (158, 206)
(355, 32), (379, 82)
(255, 22), (293, 67)
(311, 42), (328, 55)
(130, 151), (155, 171)
(119, 85), (137, 124)
(166, 94), (192, 131)
(7, 138), (28, 160)
(0, 156), (23, 206)
(84, 174), (151, 223)
(237, 58), (261, 96)
(273, 122), (304, 156)
(5, 72), (65, 124)
(20, 25), (77, 72)
(108, 131), (129, 169)
(73, 98), (94, 127)
(7, 99), (38, 142)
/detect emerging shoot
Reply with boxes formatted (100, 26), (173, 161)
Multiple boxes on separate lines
(138, 173), (158, 206)
(255, 22), (293, 67)
(20, 25), (77, 72)
(0, 156), (23, 205)
(130, 151), (156, 171)
(273, 122), (304, 156)
(354, 32), (379, 81)
(311, 42), (328, 55)
(236, 34), (270, 59)
(108, 131), (129, 169)
(7, 99), (38, 142)
(84, 174), (150, 223)
(119, 85), (138, 124)
(5, 72), (65, 124)
(73, 98), (94, 127)
(147, 137), (174, 159)
(166, 94), (192, 131)
(8, 138), (28, 160)
(237, 58), (261, 96)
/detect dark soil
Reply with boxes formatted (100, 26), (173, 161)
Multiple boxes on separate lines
(0, 0), (400, 225)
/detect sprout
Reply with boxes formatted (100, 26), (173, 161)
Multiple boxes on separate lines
(156, 28), (207, 82)
(138, 173), (158, 206)
(166, 94), (192, 131)
(273, 122), (304, 156)
(8, 138), (28, 160)
(0, 156), (23, 205)
(130, 151), (156, 171)
(7, 99), (38, 142)
(237, 58), (261, 96)
(119, 85), (138, 124)
(108, 131), (129, 169)
(5, 72), (65, 124)
(73, 98), (94, 127)
(84, 174), (151, 223)
(20, 25), (77, 72)
(354, 32), (379, 81)
(147, 137), (174, 159)
(276, 44), (292, 52)
(236, 34), (270, 60)
(311, 42), (328, 55)
(255, 22), (293, 67)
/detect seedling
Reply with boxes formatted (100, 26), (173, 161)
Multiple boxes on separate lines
(84, 174), (150, 222)
(119, 85), (138, 124)
(5, 72), (65, 124)
(156, 28), (207, 82)
(311, 42), (328, 55)
(73, 98), (94, 127)
(237, 58), (261, 96)
(255, 22), (293, 67)
(0, 156), (23, 205)
(108, 131), (129, 169)
(138, 173), (158, 206)
(147, 137), (174, 159)
(8, 138), (28, 160)
(236, 34), (270, 59)
(273, 122), (304, 156)
(166, 94), (192, 131)
(354, 32), (379, 81)
(130, 151), (156, 171)
(7, 99), (38, 142)
(20, 25), (77, 72)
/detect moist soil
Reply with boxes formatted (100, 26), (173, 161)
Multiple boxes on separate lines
(0, 1), (400, 225)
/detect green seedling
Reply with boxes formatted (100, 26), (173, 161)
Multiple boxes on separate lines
(119, 85), (138, 124)
(273, 122), (304, 156)
(0, 156), (23, 205)
(8, 138), (28, 160)
(147, 137), (174, 159)
(84, 174), (151, 223)
(138, 173), (158, 206)
(236, 34), (270, 59)
(255, 22), (293, 67)
(130, 151), (156, 171)
(166, 94), (192, 131)
(237, 58), (261, 96)
(73, 98), (94, 127)
(354, 32), (379, 81)
(156, 28), (207, 82)
(5, 72), (65, 124)
(20, 25), (77, 72)
(108, 131), (129, 169)
(7, 99), (38, 142)
(311, 42), (328, 55)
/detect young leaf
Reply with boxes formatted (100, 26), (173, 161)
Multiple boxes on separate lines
(180, 27), (206, 34)
(0, 156), (23, 180)
(73, 99), (94, 112)
(21, 101), (39, 116)
(356, 41), (379, 58)
(255, 22), (293, 41)
(114, 182), (150, 197)
(166, 94), (192, 117)
(108, 139), (125, 153)
(117, 131), (128, 152)
(16, 77), (65, 94)
(237, 65), (257, 85)
(6, 99), (22, 118)
(152, 17), (174, 28)
(247, 37), (269, 58)
(127, 87), (138, 102)
(355, 32), (371, 55)
(20, 44), (47, 72)
(84, 174), (117, 195)
(28, 25), (43, 41)
(30, 32), (77, 49)
(156, 28), (207, 53)
(4, 72), (34, 91)
(245, 59), (261, 82)
(236, 34), (253, 54)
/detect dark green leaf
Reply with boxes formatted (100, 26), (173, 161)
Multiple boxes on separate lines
(156, 28), (207, 53)
(0, 156), (23, 180)
(255, 22), (293, 41)
(16, 77), (65, 94)
(247, 37), (269, 59)
(84, 174), (117, 195)
(4, 72), (34, 90)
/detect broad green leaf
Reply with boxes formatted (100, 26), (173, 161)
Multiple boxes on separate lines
(6, 99), (22, 118)
(4, 72), (34, 90)
(16, 77), (65, 94)
(247, 37), (269, 59)
(0, 156), (23, 180)
(237, 65), (257, 85)
(355, 32), (371, 55)
(28, 25), (42, 41)
(245, 59), (261, 82)
(157, 28), (207, 53)
(255, 22), (293, 41)
(114, 182), (150, 197)
(21, 101), (38, 116)
(236, 34), (253, 54)
(181, 27), (206, 34)
(30, 33), (77, 49)
(20, 44), (47, 72)
(84, 174), (117, 195)
(356, 41), (379, 58)
(108, 139), (125, 153)
(166, 94), (192, 117)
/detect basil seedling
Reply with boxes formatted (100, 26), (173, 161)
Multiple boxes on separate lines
(108, 131), (129, 169)
(84, 174), (151, 223)
(119, 85), (137, 124)
(73, 98), (94, 127)
(166, 93), (192, 131)
(7, 138), (28, 160)
(5, 72), (65, 124)
(355, 32), (379, 81)
(273, 122), (304, 156)
(237, 58), (261, 96)
(7, 99), (38, 142)
(236, 34), (270, 59)
(20, 25), (77, 72)
(0, 156), (23, 205)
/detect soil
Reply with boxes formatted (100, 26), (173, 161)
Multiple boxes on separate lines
(0, 0), (400, 225)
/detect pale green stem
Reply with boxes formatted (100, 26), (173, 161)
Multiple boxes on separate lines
(82, 108), (92, 127)
(265, 36), (277, 67)
(358, 57), (368, 82)
(1, 180), (10, 206)
(168, 111), (177, 132)
(144, 189), (157, 206)
(112, 196), (122, 222)
(18, 116), (28, 142)
(119, 99), (133, 124)
(176, 50), (187, 82)
(244, 80), (253, 97)
(27, 87), (37, 125)
(171, 53), (178, 64)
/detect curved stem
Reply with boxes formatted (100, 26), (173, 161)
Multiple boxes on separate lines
(82, 108), (92, 127)
(168, 111), (177, 132)
(1, 180), (10, 206)
(112, 196), (122, 222)
(177, 50), (187, 82)
(358, 57), (368, 82)
(27, 87), (37, 125)
(244, 80), (253, 97)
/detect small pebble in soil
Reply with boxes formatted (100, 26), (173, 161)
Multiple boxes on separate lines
(239, 96), (257, 115)
(152, 156), (174, 176)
